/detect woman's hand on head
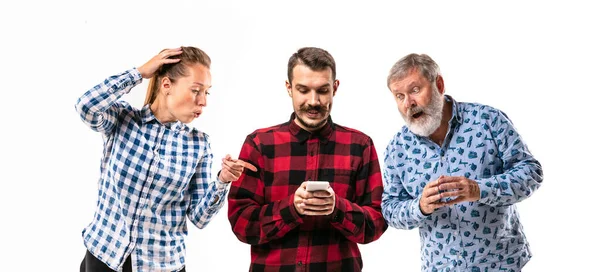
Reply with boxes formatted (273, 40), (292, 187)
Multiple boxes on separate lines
(137, 47), (183, 78)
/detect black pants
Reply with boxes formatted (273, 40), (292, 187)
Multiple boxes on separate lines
(80, 250), (186, 272)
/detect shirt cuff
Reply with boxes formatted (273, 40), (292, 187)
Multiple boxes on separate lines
(331, 194), (345, 223)
(130, 68), (144, 82)
(477, 177), (495, 204)
(412, 195), (428, 221)
(209, 184), (229, 208)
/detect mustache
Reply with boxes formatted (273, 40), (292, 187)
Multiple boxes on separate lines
(300, 105), (326, 113)
(407, 106), (425, 117)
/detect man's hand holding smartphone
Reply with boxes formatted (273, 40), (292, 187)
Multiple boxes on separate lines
(294, 181), (336, 216)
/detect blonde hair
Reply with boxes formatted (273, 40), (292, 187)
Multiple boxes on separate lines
(144, 46), (211, 105)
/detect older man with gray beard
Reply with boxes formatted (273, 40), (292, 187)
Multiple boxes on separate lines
(381, 53), (543, 272)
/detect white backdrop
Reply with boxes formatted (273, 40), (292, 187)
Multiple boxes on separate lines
(1, 0), (598, 271)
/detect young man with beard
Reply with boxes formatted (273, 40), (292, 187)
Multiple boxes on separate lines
(381, 53), (543, 272)
(228, 47), (387, 271)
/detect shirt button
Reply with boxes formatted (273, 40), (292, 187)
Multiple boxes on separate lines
(297, 261), (303, 266)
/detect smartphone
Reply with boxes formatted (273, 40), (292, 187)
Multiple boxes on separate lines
(305, 181), (330, 192)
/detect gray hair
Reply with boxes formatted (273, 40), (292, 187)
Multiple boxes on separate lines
(387, 53), (441, 87)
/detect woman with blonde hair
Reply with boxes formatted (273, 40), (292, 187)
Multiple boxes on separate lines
(75, 46), (255, 272)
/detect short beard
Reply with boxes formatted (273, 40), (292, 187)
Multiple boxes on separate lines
(297, 115), (328, 130)
(403, 86), (444, 137)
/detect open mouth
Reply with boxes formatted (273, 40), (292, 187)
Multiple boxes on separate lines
(412, 111), (424, 119)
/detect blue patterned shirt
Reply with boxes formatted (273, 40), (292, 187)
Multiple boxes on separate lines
(382, 96), (543, 272)
(75, 69), (228, 271)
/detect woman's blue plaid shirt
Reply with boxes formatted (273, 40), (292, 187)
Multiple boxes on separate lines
(75, 68), (228, 271)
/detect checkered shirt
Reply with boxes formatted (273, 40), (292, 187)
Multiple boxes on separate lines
(75, 68), (228, 271)
(228, 114), (388, 272)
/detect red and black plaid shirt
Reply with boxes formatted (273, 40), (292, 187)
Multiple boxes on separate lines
(228, 113), (387, 272)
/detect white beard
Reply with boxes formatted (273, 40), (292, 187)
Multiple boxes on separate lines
(402, 86), (444, 137)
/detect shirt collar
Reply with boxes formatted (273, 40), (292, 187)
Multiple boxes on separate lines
(445, 94), (462, 125)
(288, 112), (334, 144)
(140, 104), (189, 132)
(141, 104), (157, 124)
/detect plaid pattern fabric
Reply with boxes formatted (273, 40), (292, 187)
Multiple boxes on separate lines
(228, 114), (387, 272)
(75, 69), (228, 271)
